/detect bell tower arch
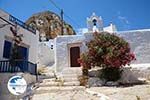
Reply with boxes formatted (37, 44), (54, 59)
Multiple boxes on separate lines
(87, 13), (103, 32)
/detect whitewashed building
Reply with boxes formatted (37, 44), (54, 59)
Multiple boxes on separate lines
(37, 13), (150, 80)
(0, 9), (39, 74)
(38, 13), (117, 73)
(1, 8), (150, 78)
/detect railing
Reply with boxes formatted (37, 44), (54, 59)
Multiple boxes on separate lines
(9, 15), (36, 34)
(0, 60), (37, 75)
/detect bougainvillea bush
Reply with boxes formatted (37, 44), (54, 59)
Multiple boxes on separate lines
(78, 32), (135, 81)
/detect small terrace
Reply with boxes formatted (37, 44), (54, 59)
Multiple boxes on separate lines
(0, 60), (37, 75)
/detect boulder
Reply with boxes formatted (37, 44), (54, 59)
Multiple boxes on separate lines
(87, 77), (105, 87)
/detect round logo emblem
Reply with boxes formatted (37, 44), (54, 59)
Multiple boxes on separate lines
(7, 76), (27, 95)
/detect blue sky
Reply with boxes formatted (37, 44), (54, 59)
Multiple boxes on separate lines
(0, 0), (150, 32)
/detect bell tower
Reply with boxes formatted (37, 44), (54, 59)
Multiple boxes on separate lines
(87, 13), (103, 32)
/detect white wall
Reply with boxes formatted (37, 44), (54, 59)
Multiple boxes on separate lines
(118, 29), (150, 64)
(104, 23), (117, 33)
(0, 9), (39, 64)
(38, 41), (55, 66)
(55, 35), (85, 72)
(54, 33), (97, 72)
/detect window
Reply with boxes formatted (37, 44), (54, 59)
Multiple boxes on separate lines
(51, 45), (53, 49)
(3, 40), (12, 59)
(3, 40), (28, 60)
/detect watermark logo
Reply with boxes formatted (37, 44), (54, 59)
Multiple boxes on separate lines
(7, 75), (27, 95)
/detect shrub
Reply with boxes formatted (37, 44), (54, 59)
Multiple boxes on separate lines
(78, 32), (135, 81)
(100, 67), (123, 81)
(78, 75), (89, 86)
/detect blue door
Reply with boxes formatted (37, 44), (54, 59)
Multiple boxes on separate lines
(19, 46), (28, 60)
(18, 46), (28, 71)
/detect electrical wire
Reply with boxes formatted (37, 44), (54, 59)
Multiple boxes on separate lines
(48, 0), (81, 29)
(48, 0), (61, 11)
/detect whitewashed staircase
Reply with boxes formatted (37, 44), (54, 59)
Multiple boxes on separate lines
(34, 67), (83, 94)
(59, 68), (82, 86)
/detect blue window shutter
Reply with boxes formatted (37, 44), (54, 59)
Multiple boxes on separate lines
(3, 41), (12, 59)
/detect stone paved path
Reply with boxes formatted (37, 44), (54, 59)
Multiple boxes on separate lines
(89, 84), (150, 100)
(31, 84), (150, 100)
(32, 90), (100, 100)
(31, 67), (150, 100)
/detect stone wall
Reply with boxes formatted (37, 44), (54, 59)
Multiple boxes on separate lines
(88, 67), (146, 87)
(128, 64), (150, 80)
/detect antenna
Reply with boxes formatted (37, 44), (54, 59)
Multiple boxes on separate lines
(60, 9), (64, 35)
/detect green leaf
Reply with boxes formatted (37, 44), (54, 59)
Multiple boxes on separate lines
(98, 48), (103, 54)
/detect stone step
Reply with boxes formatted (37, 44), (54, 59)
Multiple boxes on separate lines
(63, 77), (79, 82)
(61, 74), (79, 77)
(34, 86), (85, 94)
(61, 73), (82, 76)
(63, 81), (80, 86)
(61, 68), (82, 75)
(39, 81), (80, 87)
(42, 77), (79, 82)
(39, 81), (63, 87)
(42, 78), (56, 83)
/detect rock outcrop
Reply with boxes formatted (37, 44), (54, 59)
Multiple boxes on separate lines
(26, 11), (76, 40)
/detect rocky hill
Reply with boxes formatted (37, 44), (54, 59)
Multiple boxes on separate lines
(26, 11), (76, 40)
(119, 29), (150, 64)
